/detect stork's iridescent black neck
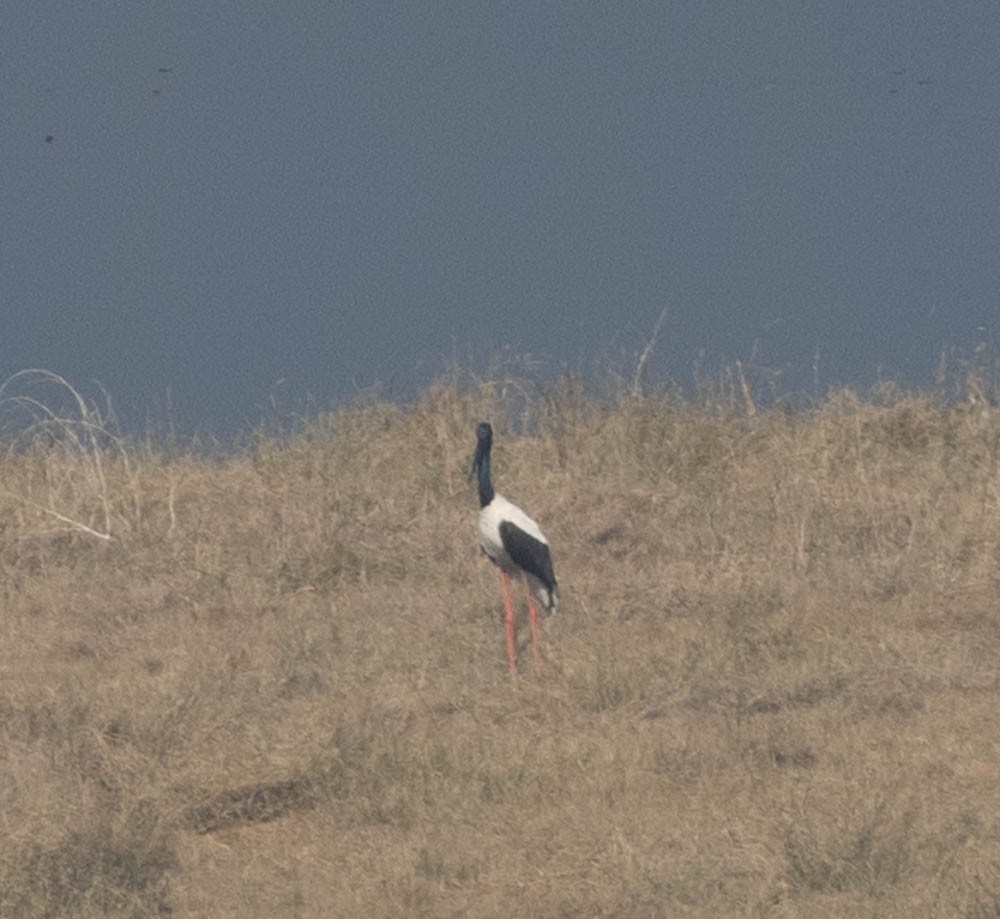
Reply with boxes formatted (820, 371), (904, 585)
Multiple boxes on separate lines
(473, 421), (495, 508)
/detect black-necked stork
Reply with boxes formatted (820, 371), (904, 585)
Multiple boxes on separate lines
(472, 422), (558, 674)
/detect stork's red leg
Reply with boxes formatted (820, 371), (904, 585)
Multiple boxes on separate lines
(500, 570), (517, 674)
(524, 575), (541, 666)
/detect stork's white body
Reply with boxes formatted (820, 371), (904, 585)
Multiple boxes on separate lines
(478, 493), (558, 613)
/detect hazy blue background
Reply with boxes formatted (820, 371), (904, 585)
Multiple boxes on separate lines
(3, 3), (998, 434)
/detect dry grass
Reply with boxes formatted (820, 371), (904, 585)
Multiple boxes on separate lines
(3, 371), (1000, 917)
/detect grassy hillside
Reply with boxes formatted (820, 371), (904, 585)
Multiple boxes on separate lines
(2, 371), (1000, 917)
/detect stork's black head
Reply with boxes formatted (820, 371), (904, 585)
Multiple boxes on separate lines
(476, 421), (493, 448)
(472, 421), (493, 470)
(472, 421), (495, 507)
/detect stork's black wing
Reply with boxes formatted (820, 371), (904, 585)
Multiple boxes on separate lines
(499, 521), (557, 592)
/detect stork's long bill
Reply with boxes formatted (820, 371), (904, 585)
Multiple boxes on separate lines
(472, 422), (558, 674)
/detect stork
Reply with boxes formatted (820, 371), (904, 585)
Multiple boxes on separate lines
(471, 422), (558, 674)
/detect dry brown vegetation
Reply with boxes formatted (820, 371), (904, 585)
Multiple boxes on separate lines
(3, 369), (1000, 917)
